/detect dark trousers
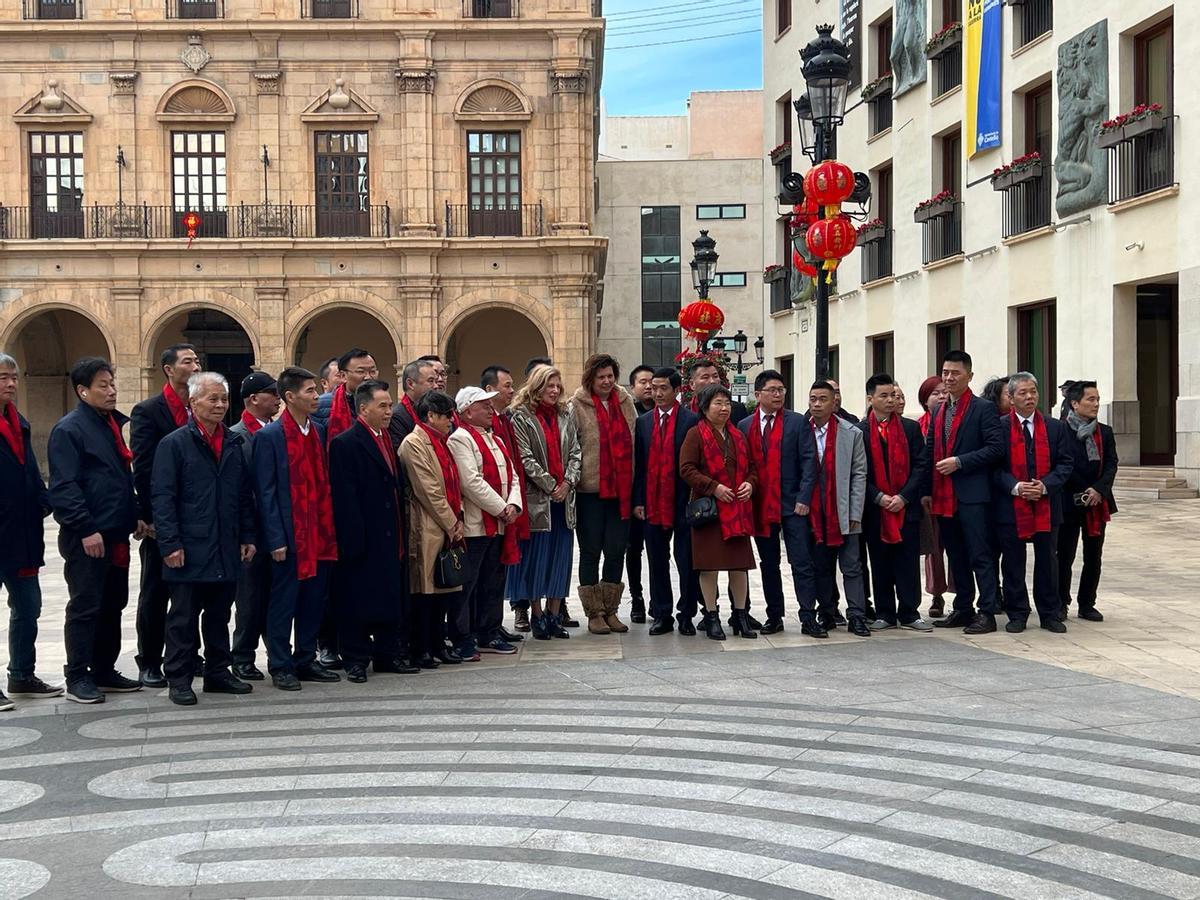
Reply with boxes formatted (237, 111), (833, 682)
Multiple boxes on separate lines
(412, 592), (453, 657)
(1058, 517), (1105, 611)
(318, 570), (340, 654)
(814, 534), (867, 620)
(164, 581), (236, 686)
(135, 538), (171, 669)
(265, 558), (330, 676)
(337, 596), (400, 669)
(59, 530), (130, 683)
(232, 552), (272, 666)
(939, 504), (999, 616)
(2, 570), (42, 681)
(462, 535), (505, 646)
(999, 524), (1061, 623)
(576, 493), (630, 585)
(866, 520), (922, 624)
(754, 516), (817, 621)
(644, 520), (693, 621)
(626, 518), (645, 602)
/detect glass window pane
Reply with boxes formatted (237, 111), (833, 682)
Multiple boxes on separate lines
(722, 205), (745, 218)
(31, 134), (42, 154)
(509, 133), (520, 150)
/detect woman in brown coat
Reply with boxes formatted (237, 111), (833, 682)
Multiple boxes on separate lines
(679, 384), (760, 641)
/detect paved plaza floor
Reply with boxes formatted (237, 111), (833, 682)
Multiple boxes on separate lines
(2, 500), (1200, 898)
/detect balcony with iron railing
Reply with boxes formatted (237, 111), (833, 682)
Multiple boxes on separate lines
(860, 229), (893, 283)
(996, 166), (1052, 239)
(768, 270), (792, 314)
(1011, 0), (1052, 49)
(1106, 114), (1177, 205)
(166, 0), (223, 17)
(463, 0), (517, 17)
(21, 0), (82, 18)
(868, 89), (893, 137)
(300, 0), (358, 17)
(918, 202), (962, 265)
(445, 202), (544, 237)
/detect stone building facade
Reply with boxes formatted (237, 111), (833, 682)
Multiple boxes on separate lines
(0, 0), (606, 459)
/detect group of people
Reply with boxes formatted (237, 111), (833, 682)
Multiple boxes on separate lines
(0, 343), (1117, 710)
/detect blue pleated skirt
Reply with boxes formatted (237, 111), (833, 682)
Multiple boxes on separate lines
(505, 501), (574, 601)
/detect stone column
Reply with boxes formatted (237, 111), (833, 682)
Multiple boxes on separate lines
(110, 284), (145, 407)
(255, 284), (288, 377)
(253, 34), (283, 211)
(400, 277), (440, 372)
(551, 67), (590, 235)
(396, 32), (436, 234)
(1108, 282), (1141, 465)
(1176, 265), (1200, 488)
(108, 71), (139, 208)
(550, 277), (595, 389)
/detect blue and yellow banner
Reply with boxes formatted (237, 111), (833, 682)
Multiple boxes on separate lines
(965, 0), (1002, 157)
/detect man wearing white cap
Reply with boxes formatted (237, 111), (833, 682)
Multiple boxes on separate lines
(448, 386), (523, 658)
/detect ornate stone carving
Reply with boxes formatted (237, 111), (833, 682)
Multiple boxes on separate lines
(552, 70), (588, 94)
(180, 34), (211, 74)
(396, 69), (436, 94)
(253, 71), (282, 95)
(1056, 21), (1109, 217)
(109, 72), (138, 96)
(889, 0), (927, 98)
(40, 80), (63, 111)
(328, 78), (351, 110)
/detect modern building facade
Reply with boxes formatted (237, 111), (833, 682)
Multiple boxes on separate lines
(1, 0), (605, 462)
(596, 91), (764, 379)
(764, 1), (1199, 488)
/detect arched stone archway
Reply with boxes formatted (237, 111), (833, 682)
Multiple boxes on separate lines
(291, 307), (399, 395)
(443, 306), (549, 394)
(150, 308), (256, 424)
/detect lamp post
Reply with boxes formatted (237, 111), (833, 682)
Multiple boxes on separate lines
(115, 146), (126, 207)
(720, 329), (762, 375)
(260, 145), (271, 206)
(689, 229), (719, 349)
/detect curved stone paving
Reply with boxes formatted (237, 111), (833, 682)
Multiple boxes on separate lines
(2, 641), (1200, 898)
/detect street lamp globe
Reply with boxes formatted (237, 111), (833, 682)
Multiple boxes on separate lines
(801, 23), (852, 128)
(793, 93), (815, 160)
(710, 335), (728, 355)
(753, 335), (765, 365)
(732, 329), (748, 357)
(691, 229), (719, 296)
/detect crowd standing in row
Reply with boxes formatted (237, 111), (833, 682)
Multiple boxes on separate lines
(0, 345), (1117, 708)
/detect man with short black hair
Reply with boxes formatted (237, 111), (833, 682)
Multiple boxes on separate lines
(624, 364), (655, 622)
(482, 365), (529, 641)
(129, 343), (201, 689)
(418, 355), (447, 392)
(389, 359), (439, 449)
(687, 360), (748, 424)
(314, 348), (378, 447)
(629, 365), (654, 416)
(318, 358), (342, 395)
(525, 356), (553, 377)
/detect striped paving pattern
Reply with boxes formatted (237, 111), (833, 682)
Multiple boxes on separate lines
(1, 642), (1200, 898)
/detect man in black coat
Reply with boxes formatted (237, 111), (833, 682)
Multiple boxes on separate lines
(49, 357), (146, 703)
(0, 353), (58, 710)
(624, 364), (655, 623)
(858, 374), (932, 631)
(330, 380), (418, 682)
(686, 359), (749, 424)
(388, 358), (439, 450)
(129, 343), (200, 688)
(151, 372), (257, 705)
(1057, 381), (1117, 623)
(992, 372), (1073, 634)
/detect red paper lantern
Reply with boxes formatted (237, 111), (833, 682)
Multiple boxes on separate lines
(182, 211), (202, 240)
(677, 299), (725, 340)
(803, 160), (855, 210)
(789, 196), (821, 231)
(805, 215), (858, 281)
(792, 248), (818, 279)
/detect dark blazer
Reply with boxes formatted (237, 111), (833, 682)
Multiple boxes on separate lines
(738, 408), (818, 515)
(48, 403), (138, 539)
(330, 421), (407, 620)
(991, 413), (1075, 526)
(1061, 421), (1119, 515)
(387, 401), (417, 451)
(633, 405), (700, 522)
(130, 391), (185, 524)
(857, 415), (929, 526)
(922, 392), (1006, 505)
(0, 409), (51, 571)
(312, 390), (334, 428)
(254, 415), (328, 556)
(151, 420), (256, 583)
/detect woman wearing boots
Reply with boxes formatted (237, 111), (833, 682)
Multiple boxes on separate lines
(507, 365), (581, 640)
(569, 354), (638, 635)
(679, 384), (760, 641)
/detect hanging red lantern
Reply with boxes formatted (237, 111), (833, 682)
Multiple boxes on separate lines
(792, 248), (818, 279)
(803, 160), (855, 216)
(677, 299), (725, 340)
(789, 196), (821, 231)
(182, 211), (202, 238)
(805, 215), (858, 282)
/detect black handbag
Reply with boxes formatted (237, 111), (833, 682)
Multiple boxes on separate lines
(685, 495), (719, 528)
(434, 539), (468, 589)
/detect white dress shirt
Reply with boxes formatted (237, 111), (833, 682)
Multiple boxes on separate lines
(813, 420), (830, 462)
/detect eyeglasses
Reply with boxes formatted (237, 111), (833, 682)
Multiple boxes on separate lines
(349, 367), (379, 376)
(760, 386), (787, 395)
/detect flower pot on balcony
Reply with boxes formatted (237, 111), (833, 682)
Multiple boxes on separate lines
(1097, 126), (1126, 150)
(769, 143), (792, 165)
(925, 27), (962, 60)
(763, 267), (787, 284)
(858, 223), (886, 243)
(1123, 111), (1164, 140)
(914, 198), (955, 224)
(990, 165), (1040, 191)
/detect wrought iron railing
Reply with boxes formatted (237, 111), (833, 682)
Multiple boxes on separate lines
(237, 203), (391, 238)
(1000, 170), (1052, 238)
(860, 229), (893, 283)
(768, 274), (792, 314)
(166, 0), (223, 18)
(921, 203), (962, 264)
(463, 0), (516, 16)
(300, 0), (358, 17)
(1107, 115), (1177, 204)
(445, 202), (544, 237)
(22, 0), (82, 18)
(932, 44), (963, 97)
(1013, 0), (1052, 48)
(868, 91), (893, 137)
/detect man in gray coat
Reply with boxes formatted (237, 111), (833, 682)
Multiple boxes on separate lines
(806, 381), (870, 638)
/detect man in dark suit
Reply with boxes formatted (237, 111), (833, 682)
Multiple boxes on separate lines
(827, 379), (861, 425)
(388, 358), (439, 450)
(924, 350), (1006, 634)
(1057, 381), (1117, 623)
(625, 365), (655, 623)
(633, 367), (700, 635)
(858, 374), (932, 631)
(737, 369), (818, 634)
(687, 359), (749, 424)
(129, 343), (200, 688)
(992, 372), (1073, 633)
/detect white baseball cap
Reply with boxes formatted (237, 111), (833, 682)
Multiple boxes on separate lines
(455, 386), (499, 412)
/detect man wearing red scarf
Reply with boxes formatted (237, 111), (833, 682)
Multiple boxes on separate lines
(387, 359), (439, 450)
(0, 353), (57, 710)
(253, 367), (341, 691)
(49, 358), (144, 703)
(128, 343), (200, 689)
(857, 375), (932, 632)
(992, 373), (1073, 634)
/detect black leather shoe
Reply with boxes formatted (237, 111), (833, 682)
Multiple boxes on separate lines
(934, 609), (974, 628)
(232, 663), (264, 681)
(848, 616), (872, 637)
(203, 672), (252, 694)
(928, 595), (945, 618)
(818, 614), (839, 632)
(272, 673), (301, 691)
(630, 597), (647, 624)
(864, 603), (877, 622)
(374, 657), (420, 675)
(700, 610), (726, 641)
(759, 618), (785, 634)
(416, 653), (441, 670)
(169, 684), (197, 706)
(1057, 605), (1069, 622)
(730, 609), (758, 639)
(317, 647), (343, 670)
(746, 614), (763, 631)
(139, 665), (167, 689)
(1041, 619), (1068, 633)
(1078, 607), (1104, 622)
(436, 650), (464, 665)
(1005, 618), (1027, 633)
(65, 677), (105, 704)
(345, 664), (368, 683)
(297, 664), (341, 683)
(963, 613), (997, 635)
(559, 602), (581, 628)
(513, 608), (532, 632)
(676, 614), (697, 636)
(498, 625), (525, 643)
(648, 617), (674, 636)
(96, 671), (143, 692)
(800, 619), (829, 639)
(833, 611), (847, 626)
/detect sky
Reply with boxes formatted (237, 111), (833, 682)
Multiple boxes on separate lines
(600, 0), (764, 117)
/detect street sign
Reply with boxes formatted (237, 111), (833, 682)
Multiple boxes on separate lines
(731, 374), (750, 400)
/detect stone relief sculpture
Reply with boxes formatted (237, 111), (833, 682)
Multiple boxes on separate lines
(1056, 21), (1109, 217)
(889, 0), (927, 98)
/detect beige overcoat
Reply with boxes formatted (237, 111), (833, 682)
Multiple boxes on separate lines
(399, 427), (460, 596)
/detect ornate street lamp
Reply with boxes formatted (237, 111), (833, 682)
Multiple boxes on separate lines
(801, 23), (852, 131)
(260, 145), (271, 206)
(793, 93), (816, 163)
(690, 229), (719, 300)
(115, 145), (127, 207)
(753, 335), (765, 366)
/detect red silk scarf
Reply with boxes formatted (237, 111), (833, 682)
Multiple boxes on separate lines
(400, 394), (420, 429)
(536, 404), (565, 483)
(107, 413), (133, 470)
(1085, 429), (1113, 538)
(357, 418), (404, 555)
(240, 409), (265, 434)
(492, 410), (530, 542)
(466, 424), (521, 564)
(0, 402), (25, 465)
(696, 420), (756, 541)
(326, 383), (354, 445)
(810, 417), (843, 547)
(918, 411), (931, 439)
(199, 422), (224, 461)
(932, 389), (973, 517)
(1009, 411), (1052, 540)
(282, 411), (337, 580)
(592, 392), (633, 519)
(646, 403), (679, 528)
(417, 421), (463, 518)
(162, 383), (189, 428)
(866, 411), (910, 544)
(748, 408), (783, 534)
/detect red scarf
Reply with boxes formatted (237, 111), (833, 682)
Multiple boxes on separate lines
(918, 410), (931, 438)
(592, 391), (633, 519)
(106, 413), (133, 470)
(1009, 411), (1052, 540)
(357, 418), (404, 556)
(1085, 429), (1113, 538)
(417, 421), (463, 518)
(696, 420), (756, 540)
(282, 411), (337, 580)
(748, 408), (783, 534)
(810, 417), (843, 547)
(646, 403), (679, 527)
(492, 410), (530, 542)
(240, 409), (265, 434)
(931, 390), (972, 517)
(0, 402), (25, 465)
(867, 411), (910, 544)
(162, 383), (189, 428)
(400, 394), (420, 428)
(326, 383), (354, 445)
(536, 403), (565, 483)
(465, 424), (521, 565)
(199, 422), (224, 461)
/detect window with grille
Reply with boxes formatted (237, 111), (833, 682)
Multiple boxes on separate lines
(172, 131), (227, 237)
(468, 131), (522, 236)
(29, 132), (83, 238)
(870, 333), (895, 377)
(315, 131), (369, 237)
(640, 206), (681, 367)
(1017, 301), (1057, 414)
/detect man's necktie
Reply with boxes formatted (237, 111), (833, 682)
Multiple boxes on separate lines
(943, 399), (956, 444)
(762, 414), (773, 456)
(1024, 419), (1036, 475)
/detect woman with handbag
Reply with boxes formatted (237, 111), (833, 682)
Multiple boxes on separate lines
(506, 365), (582, 640)
(399, 390), (468, 668)
(679, 384), (761, 641)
